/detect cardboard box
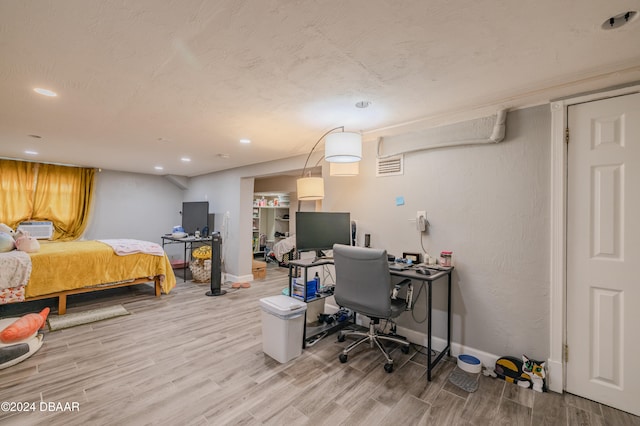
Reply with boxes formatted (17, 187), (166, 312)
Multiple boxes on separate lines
(252, 260), (267, 280)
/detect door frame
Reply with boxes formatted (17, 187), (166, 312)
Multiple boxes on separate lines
(548, 83), (640, 393)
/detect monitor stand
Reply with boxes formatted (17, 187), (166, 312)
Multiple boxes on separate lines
(313, 250), (333, 263)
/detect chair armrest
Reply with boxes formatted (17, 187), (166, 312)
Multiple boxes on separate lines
(392, 279), (414, 310)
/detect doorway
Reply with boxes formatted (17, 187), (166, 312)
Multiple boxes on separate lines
(252, 192), (291, 259)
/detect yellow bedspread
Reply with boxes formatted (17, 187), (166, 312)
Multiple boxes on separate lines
(25, 240), (176, 298)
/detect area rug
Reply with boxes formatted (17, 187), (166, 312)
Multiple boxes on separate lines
(47, 305), (130, 331)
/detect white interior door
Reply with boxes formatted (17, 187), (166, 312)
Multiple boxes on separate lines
(566, 92), (640, 415)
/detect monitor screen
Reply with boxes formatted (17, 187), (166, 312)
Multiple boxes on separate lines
(182, 201), (209, 235)
(296, 212), (351, 253)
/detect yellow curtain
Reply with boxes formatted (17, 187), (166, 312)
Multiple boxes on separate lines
(0, 159), (36, 229)
(32, 164), (96, 241)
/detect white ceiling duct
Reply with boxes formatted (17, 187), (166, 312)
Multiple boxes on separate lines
(377, 109), (508, 159)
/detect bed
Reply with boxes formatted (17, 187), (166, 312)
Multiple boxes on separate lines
(0, 240), (176, 314)
(267, 236), (298, 266)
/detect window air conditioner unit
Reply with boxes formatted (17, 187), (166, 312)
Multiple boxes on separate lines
(17, 221), (54, 240)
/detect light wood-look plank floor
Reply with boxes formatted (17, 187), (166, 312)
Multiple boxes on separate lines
(1, 266), (638, 426)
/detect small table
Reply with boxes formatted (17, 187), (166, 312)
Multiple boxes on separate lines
(388, 266), (453, 381)
(161, 235), (212, 282)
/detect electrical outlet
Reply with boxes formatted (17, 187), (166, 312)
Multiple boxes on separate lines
(416, 211), (426, 231)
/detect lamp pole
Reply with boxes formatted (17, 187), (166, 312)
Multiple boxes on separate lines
(299, 126), (344, 178)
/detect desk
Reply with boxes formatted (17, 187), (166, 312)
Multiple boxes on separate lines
(288, 257), (453, 381)
(161, 235), (212, 282)
(389, 266), (453, 381)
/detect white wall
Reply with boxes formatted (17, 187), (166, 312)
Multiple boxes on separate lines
(324, 105), (551, 360)
(83, 170), (184, 258)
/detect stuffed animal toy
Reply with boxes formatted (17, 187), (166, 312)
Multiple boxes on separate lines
(15, 234), (40, 253)
(0, 308), (49, 370)
(0, 232), (15, 253)
(0, 308), (50, 343)
(0, 223), (14, 235)
(490, 355), (547, 392)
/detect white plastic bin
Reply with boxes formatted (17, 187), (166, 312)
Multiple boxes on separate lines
(259, 295), (307, 363)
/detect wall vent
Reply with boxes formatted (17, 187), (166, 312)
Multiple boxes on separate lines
(376, 155), (404, 177)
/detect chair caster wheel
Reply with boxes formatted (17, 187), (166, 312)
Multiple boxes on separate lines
(339, 353), (348, 363)
(337, 333), (346, 342)
(384, 363), (393, 373)
(401, 345), (410, 354)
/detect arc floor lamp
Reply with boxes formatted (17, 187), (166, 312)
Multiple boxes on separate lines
(297, 127), (362, 201)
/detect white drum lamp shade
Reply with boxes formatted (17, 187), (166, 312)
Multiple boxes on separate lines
(297, 177), (324, 200)
(324, 132), (362, 163)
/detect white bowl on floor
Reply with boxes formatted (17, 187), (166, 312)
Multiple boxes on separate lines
(458, 354), (482, 373)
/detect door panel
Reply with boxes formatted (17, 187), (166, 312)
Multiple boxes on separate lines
(566, 93), (640, 416)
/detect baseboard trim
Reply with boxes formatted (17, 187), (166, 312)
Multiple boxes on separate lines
(395, 325), (502, 372)
(224, 273), (253, 283)
(546, 358), (563, 393)
(327, 301), (524, 385)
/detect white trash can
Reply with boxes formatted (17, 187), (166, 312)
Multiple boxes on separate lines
(259, 295), (307, 363)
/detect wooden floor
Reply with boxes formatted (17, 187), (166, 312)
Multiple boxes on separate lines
(1, 266), (638, 426)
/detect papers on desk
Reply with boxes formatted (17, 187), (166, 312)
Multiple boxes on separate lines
(389, 263), (453, 272)
(388, 263), (409, 271)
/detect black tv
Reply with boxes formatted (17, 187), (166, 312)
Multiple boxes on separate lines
(182, 201), (209, 235)
(296, 212), (351, 254)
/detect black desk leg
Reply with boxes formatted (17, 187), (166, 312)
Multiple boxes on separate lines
(427, 281), (433, 381)
(182, 243), (187, 282)
(302, 310), (307, 349)
(447, 272), (452, 356)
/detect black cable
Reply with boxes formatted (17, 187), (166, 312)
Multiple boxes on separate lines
(410, 281), (428, 323)
(410, 343), (437, 357)
(419, 224), (432, 261)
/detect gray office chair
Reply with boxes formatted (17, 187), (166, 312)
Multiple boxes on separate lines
(333, 244), (411, 373)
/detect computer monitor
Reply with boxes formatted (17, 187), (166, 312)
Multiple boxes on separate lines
(182, 201), (209, 235)
(296, 212), (351, 254)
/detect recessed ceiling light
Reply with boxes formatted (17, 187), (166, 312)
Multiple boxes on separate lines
(154, 166), (164, 170)
(181, 157), (191, 162)
(239, 139), (251, 144)
(33, 88), (58, 97)
(602, 11), (637, 30)
(218, 153), (230, 159)
(28, 134), (42, 139)
(355, 101), (371, 109)
(24, 150), (38, 155)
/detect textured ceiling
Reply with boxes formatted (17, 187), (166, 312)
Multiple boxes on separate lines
(1, 0), (639, 177)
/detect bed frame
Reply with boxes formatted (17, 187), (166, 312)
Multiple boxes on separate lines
(23, 277), (162, 315)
